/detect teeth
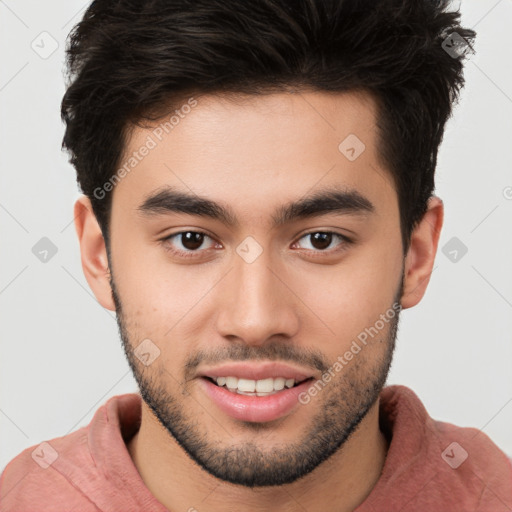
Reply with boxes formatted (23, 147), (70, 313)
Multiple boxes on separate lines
(273, 377), (285, 391)
(214, 376), (298, 394)
(237, 378), (255, 392)
(255, 378), (274, 393)
(225, 376), (238, 389)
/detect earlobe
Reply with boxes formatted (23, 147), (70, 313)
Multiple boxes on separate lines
(74, 196), (116, 311)
(401, 196), (444, 309)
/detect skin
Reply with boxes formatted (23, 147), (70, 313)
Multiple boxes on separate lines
(74, 90), (443, 512)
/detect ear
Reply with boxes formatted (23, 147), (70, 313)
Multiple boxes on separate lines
(401, 196), (444, 309)
(74, 195), (116, 311)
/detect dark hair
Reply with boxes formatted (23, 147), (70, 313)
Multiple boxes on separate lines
(61, 0), (476, 252)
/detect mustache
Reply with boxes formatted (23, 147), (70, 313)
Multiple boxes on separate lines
(184, 342), (329, 381)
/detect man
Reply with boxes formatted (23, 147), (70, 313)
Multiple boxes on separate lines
(1, 0), (511, 510)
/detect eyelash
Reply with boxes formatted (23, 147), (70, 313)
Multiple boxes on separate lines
(160, 230), (353, 259)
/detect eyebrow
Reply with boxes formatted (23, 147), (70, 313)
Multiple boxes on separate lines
(137, 185), (375, 228)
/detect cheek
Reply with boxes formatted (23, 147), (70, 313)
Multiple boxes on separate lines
(292, 242), (402, 347)
(114, 232), (209, 316)
(112, 241), (221, 361)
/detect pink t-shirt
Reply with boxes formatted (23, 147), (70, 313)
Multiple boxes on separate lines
(1, 385), (511, 511)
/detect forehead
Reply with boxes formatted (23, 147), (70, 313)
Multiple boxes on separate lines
(112, 90), (393, 218)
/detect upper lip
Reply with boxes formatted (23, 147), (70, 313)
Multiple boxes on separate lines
(198, 362), (315, 382)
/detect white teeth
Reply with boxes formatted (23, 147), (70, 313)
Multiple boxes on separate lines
(225, 376), (238, 389)
(255, 378), (274, 393)
(214, 376), (298, 393)
(237, 378), (256, 392)
(273, 377), (285, 391)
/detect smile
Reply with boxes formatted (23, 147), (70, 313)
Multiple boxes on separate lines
(206, 376), (310, 396)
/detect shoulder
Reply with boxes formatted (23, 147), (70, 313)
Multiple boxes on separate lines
(0, 427), (99, 511)
(377, 385), (512, 510)
(0, 393), (142, 512)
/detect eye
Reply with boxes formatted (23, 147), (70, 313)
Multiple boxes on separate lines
(294, 231), (351, 252)
(160, 230), (352, 260)
(161, 230), (219, 257)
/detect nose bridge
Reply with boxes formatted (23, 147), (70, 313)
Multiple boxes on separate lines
(215, 240), (299, 344)
(236, 250), (276, 312)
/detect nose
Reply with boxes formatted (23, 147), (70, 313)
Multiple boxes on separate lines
(214, 245), (300, 346)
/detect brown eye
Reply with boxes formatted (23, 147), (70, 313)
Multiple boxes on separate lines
(162, 230), (217, 258)
(180, 231), (205, 250)
(309, 232), (332, 250)
(295, 231), (351, 253)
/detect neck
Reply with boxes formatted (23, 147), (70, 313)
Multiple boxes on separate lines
(127, 399), (388, 512)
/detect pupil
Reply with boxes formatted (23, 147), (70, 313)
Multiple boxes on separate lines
(311, 232), (332, 250)
(180, 233), (333, 251)
(182, 232), (204, 250)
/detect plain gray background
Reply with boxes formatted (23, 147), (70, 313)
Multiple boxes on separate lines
(1, 0), (511, 473)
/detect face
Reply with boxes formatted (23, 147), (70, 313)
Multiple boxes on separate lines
(106, 90), (406, 486)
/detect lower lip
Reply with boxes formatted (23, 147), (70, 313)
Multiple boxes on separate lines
(199, 377), (313, 423)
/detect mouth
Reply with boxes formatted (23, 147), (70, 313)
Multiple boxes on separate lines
(202, 375), (314, 397)
(196, 363), (317, 423)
